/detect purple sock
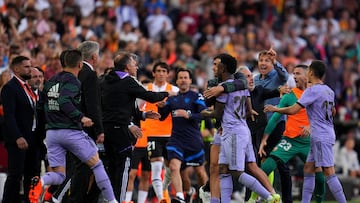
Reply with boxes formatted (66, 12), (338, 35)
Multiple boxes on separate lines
(91, 161), (115, 201)
(301, 173), (315, 203)
(326, 175), (346, 203)
(220, 174), (233, 202)
(238, 173), (270, 199)
(210, 197), (220, 203)
(42, 172), (65, 185)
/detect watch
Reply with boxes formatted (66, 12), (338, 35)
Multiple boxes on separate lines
(186, 110), (192, 118)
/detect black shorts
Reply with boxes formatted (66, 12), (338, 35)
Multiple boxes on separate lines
(147, 137), (170, 160)
(131, 147), (151, 171)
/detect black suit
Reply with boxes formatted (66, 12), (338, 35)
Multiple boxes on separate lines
(1, 77), (41, 203)
(78, 63), (103, 140)
(59, 63), (103, 203)
(101, 70), (168, 201)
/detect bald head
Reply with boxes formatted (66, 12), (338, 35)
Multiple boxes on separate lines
(28, 67), (44, 90)
(237, 66), (254, 90)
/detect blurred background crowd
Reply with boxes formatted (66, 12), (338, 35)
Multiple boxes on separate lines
(0, 0), (360, 183)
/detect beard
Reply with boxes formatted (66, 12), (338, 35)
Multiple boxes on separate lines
(31, 83), (40, 90)
(20, 73), (31, 80)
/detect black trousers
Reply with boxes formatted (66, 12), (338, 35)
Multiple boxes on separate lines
(245, 121), (292, 203)
(103, 124), (133, 202)
(262, 121), (292, 203)
(2, 143), (40, 203)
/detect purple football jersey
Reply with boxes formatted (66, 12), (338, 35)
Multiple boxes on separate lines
(216, 79), (250, 130)
(297, 84), (336, 144)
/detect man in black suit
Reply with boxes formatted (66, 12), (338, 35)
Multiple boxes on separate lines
(100, 52), (172, 202)
(78, 41), (104, 151)
(1, 56), (41, 203)
(57, 41), (104, 203)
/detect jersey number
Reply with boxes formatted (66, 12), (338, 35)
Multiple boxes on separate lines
(234, 96), (247, 119)
(322, 101), (334, 121)
(277, 139), (292, 151)
(147, 141), (156, 151)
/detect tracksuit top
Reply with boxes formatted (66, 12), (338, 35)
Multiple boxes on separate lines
(44, 71), (83, 130)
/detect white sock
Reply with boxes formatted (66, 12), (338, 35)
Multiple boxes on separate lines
(137, 190), (148, 203)
(125, 191), (133, 202)
(151, 161), (164, 199)
(51, 196), (60, 203)
(176, 192), (185, 200)
(187, 187), (194, 194)
(267, 194), (273, 200)
(108, 199), (118, 203)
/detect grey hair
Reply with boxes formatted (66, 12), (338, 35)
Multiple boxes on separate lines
(77, 41), (99, 60)
(236, 65), (250, 73)
(113, 51), (139, 71)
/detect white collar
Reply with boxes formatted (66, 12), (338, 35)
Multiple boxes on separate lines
(14, 75), (26, 84)
(83, 61), (94, 71)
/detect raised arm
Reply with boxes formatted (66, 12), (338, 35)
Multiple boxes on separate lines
(268, 46), (288, 84)
(274, 61), (289, 84)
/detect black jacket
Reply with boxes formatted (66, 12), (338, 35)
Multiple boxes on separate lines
(100, 70), (168, 125)
(78, 63), (103, 140)
(247, 85), (279, 128)
(1, 77), (37, 146)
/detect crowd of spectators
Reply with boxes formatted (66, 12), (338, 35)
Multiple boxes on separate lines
(0, 0), (360, 177)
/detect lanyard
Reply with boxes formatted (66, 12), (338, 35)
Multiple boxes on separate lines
(17, 78), (38, 106)
(15, 77), (38, 131)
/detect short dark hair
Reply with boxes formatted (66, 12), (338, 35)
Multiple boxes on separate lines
(113, 51), (137, 71)
(214, 53), (237, 74)
(10, 55), (30, 69)
(64, 49), (82, 68)
(152, 61), (169, 73)
(258, 50), (269, 58)
(176, 68), (192, 80)
(309, 60), (326, 79)
(59, 50), (69, 68)
(294, 64), (308, 70)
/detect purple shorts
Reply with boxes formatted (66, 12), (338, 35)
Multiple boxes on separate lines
(306, 141), (334, 167)
(211, 132), (221, 146)
(46, 129), (98, 168)
(219, 126), (255, 171)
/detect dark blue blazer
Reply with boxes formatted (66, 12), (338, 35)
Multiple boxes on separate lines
(1, 77), (35, 147)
